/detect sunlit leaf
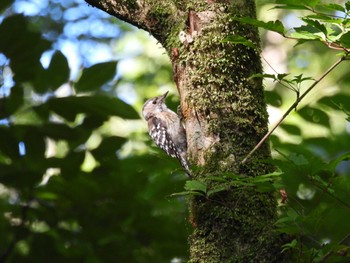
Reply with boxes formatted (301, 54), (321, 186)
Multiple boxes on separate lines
(306, 14), (342, 24)
(339, 31), (350, 48)
(301, 18), (327, 36)
(232, 17), (285, 34)
(276, 0), (320, 7)
(319, 3), (346, 13)
(207, 186), (228, 197)
(292, 26), (324, 40)
(184, 180), (207, 194)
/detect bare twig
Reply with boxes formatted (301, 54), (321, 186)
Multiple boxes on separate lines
(242, 55), (347, 164)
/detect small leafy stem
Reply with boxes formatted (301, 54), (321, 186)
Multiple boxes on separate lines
(226, 3), (350, 163)
(242, 54), (348, 164)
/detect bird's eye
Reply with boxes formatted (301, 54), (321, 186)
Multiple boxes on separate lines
(152, 99), (157, 104)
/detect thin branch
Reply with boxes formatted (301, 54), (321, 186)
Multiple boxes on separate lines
(242, 55), (347, 164)
(281, 34), (350, 52)
(261, 56), (297, 92)
(319, 232), (350, 263)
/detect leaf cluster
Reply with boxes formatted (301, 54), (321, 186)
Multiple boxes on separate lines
(274, 151), (350, 262)
(232, 0), (350, 51)
(226, 1), (350, 261)
(0, 6), (188, 263)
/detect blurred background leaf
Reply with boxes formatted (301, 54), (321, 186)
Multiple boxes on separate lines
(0, 1), (188, 262)
(0, 0), (349, 262)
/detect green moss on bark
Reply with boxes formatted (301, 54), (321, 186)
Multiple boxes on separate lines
(86, 0), (290, 261)
(178, 9), (269, 169)
(164, 1), (287, 261)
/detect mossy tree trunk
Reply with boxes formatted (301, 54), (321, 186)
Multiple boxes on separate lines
(85, 0), (288, 261)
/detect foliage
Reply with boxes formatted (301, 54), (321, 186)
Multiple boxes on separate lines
(226, 0), (350, 261)
(0, 1), (188, 262)
(1, 0), (350, 262)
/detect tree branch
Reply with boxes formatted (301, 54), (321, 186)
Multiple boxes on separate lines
(242, 55), (347, 164)
(84, 0), (182, 44)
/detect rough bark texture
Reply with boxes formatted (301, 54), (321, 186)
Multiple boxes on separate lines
(85, 0), (288, 262)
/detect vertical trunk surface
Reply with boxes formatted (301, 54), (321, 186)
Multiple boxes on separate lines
(85, 0), (287, 261)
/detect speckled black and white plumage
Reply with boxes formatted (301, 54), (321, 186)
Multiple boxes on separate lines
(142, 91), (190, 175)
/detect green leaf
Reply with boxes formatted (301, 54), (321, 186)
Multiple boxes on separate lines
(91, 136), (127, 161)
(277, 73), (290, 81)
(276, 0), (320, 7)
(170, 191), (205, 197)
(75, 62), (117, 92)
(329, 152), (350, 173)
(298, 106), (330, 127)
(15, 126), (46, 160)
(346, 1), (350, 12)
(35, 191), (59, 201)
(255, 171), (283, 180)
(81, 115), (107, 129)
(207, 176), (228, 182)
(46, 51), (70, 90)
(254, 182), (275, 192)
(0, 85), (24, 118)
(291, 74), (314, 84)
(319, 3), (346, 13)
(207, 186), (228, 197)
(184, 180), (207, 194)
(280, 124), (302, 136)
(318, 93), (350, 111)
(249, 73), (275, 80)
(305, 14), (342, 24)
(0, 0), (13, 12)
(0, 127), (20, 160)
(339, 31), (350, 48)
(36, 123), (84, 141)
(301, 18), (327, 36)
(292, 26), (324, 40)
(330, 101), (350, 121)
(37, 95), (139, 122)
(60, 151), (86, 179)
(265, 90), (283, 107)
(289, 153), (309, 166)
(273, 4), (311, 11)
(232, 17), (285, 34)
(0, 15), (51, 82)
(222, 35), (256, 48)
(281, 239), (298, 253)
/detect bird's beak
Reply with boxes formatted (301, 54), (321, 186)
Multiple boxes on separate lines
(159, 91), (169, 101)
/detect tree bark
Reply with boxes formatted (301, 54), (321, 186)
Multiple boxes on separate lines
(85, 0), (288, 261)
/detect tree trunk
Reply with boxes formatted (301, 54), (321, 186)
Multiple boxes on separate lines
(85, 0), (288, 261)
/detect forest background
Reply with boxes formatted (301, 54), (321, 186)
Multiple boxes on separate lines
(0, 0), (349, 262)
